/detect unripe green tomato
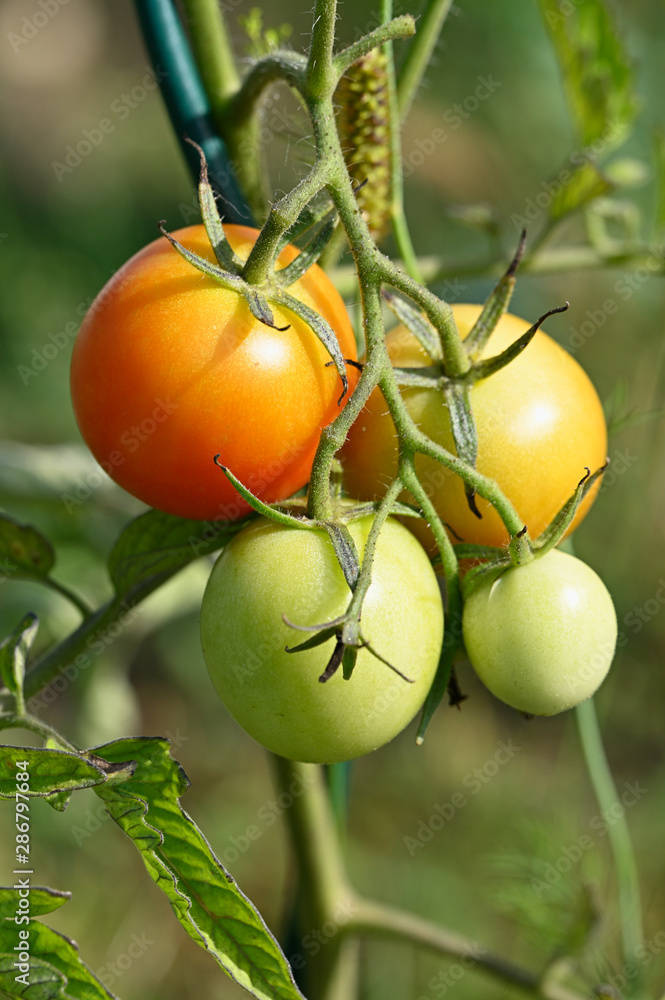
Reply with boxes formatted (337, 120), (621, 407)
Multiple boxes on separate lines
(200, 515), (444, 763)
(462, 550), (617, 715)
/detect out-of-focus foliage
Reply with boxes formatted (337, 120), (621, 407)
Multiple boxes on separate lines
(0, 1), (663, 997)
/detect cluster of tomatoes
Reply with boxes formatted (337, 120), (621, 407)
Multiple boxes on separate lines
(70, 224), (617, 765)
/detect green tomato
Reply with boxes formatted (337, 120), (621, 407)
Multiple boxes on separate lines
(462, 550), (617, 716)
(200, 514), (444, 763)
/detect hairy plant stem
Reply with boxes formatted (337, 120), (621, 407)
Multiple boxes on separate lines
(575, 699), (645, 993)
(0, 713), (79, 754)
(274, 757), (590, 1000)
(382, 0), (423, 282)
(180, 0), (268, 220)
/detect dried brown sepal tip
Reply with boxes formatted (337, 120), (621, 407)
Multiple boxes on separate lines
(335, 49), (391, 241)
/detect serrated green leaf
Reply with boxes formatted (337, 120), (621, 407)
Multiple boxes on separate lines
(91, 737), (304, 1000)
(0, 516), (54, 583)
(0, 915), (117, 999)
(538, 0), (637, 149)
(108, 508), (246, 595)
(0, 747), (109, 799)
(0, 615), (38, 700)
(0, 887), (71, 920)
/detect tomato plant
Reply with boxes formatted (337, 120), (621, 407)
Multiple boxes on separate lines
(341, 304), (607, 548)
(70, 224), (357, 520)
(200, 513), (444, 764)
(462, 549), (617, 716)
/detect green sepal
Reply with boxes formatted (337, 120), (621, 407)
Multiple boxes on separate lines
(392, 365), (442, 389)
(323, 522), (361, 591)
(444, 382), (480, 518)
(452, 543), (505, 560)
(461, 557), (511, 602)
(0, 613), (38, 708)
(383, 290), (442, 361)
(533, 463), (607, 556)
(416, 632), (461, 745)
(464, 230), (525, 359)
(270, 288), (349, 403)
(213, 459), (314, 529)
(275, 219), (337, 287)
(342, 645), (358, 680)
(277, 200), (336, 252)
(185, 137), (244, 272)
(159, 224), (288, 332)
(284, 625), (339, 655)
(470, 303), (570, 383)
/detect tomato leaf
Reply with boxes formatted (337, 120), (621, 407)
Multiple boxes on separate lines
(91, 737), (305, 1000)
(0, 887), (71, 920)
(0, 746), (120, 798)
(383, 290), (442, 361)
(464, 231), (525, 359)
(108, 508), (246, 596)
(0, 514), (55, 583)
(0, 613), (38, 704)
(537, 0), (637, 150)
(0, 908), (117, 999)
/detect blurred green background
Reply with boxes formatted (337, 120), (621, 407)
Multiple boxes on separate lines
(0, 0), (664, 997)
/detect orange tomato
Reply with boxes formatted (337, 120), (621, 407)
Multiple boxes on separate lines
(341, 304), (607, 548)
(71, 225), (357, 521)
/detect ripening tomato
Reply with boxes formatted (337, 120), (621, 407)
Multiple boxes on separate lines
(462, 550), (617, 715)
(341, 305), (607, 549)
(200, 514), (444, 763)
(70, 225), (357, 520)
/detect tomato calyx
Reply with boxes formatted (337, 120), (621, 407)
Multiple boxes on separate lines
(161, 141), (351, 401)
(458, 461), (609, 601)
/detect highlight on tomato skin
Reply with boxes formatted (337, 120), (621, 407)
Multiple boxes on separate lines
(70, 224), (358, 521)
(340, 304), (608, 550)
